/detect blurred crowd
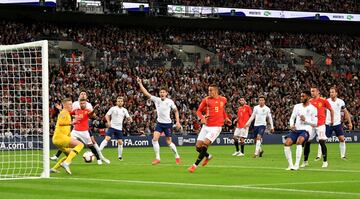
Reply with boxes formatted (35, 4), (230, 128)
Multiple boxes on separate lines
(48, 63), (360, 136)
(156, 0), (360, 13)
(0, 20), (359, 136)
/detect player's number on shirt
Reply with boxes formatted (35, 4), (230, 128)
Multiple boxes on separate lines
(215, 106), (219, 113)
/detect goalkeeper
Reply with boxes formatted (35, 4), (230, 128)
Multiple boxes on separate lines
(51, 98), (84, 174)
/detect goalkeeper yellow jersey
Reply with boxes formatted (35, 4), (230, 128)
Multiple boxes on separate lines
(54, 110), (71, 137)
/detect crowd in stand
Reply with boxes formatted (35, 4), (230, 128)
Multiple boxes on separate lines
(1, 21), (359, 136)
(156, 0), (360, 13)
(47, 63), (360, 136)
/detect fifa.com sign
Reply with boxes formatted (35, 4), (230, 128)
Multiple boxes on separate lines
(47, 132), (360, 149)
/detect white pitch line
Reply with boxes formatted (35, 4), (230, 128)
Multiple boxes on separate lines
(78, 162), (360, 173)
(243, 180), (360, 187)
(51, 177), (360, 196)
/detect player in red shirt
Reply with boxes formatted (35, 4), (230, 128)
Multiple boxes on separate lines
(71, 99), (109, 165)
(232, 98), (252, 156)
(302, 86), (334, 168)
(188, 84), (231, 173)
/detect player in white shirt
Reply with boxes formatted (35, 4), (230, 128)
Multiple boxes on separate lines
(315, 87), (353, 160)
(284, 91), (317, 170)
(137, 77), (182, 165)
(245, 96), (274, 158)
(99, 97), (133, 160)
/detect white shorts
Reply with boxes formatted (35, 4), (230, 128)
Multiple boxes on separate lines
(71, 130), (92, 145)
(234, 128), (249, 138)
(309, 125), (327, 141)
(197, 125), (222, 143)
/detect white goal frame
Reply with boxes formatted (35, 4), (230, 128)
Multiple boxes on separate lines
(0, 40), (49, 179)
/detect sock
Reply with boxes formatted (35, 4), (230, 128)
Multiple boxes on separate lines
(195, 146), (208, 165)
(295, 145), (303, 168)
(234, 139), (239, 152)
(52, 156), (67, 170)
(63, 148), (72, 156)
(197, 147), (209, 158)
(55, 150), (62, 158)
(317, 144), (322, 158)
(319, 140), (327, 162)
(303, 142), (311, 161)
(64, 143), (84, 164)
(255, 140), (261, 155)
(169, 142), (180, 158)
(340, 141), (346, 158)
(284, 146), (293, 168)
(94, 143), (106, 160)
(118, 144), (123, 158)
(152, 140), (160, 160)
(240, 143), (245, 154)
(89, 145), (100, 160)
(100, 139), (108, 151)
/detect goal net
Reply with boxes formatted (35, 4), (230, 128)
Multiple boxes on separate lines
(0, 40), (49, 180)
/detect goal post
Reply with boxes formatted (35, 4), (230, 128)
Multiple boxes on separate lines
(0, 40), (49, 179)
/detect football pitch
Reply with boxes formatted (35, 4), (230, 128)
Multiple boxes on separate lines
(1, 143), (360, 199)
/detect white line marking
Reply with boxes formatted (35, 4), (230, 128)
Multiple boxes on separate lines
(78, 162), (360, 173)
(51, 177), (360, 196)
(244, 180), (360, 187)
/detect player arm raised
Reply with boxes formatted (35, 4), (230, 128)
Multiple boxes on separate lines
(136, 77), (152, 99)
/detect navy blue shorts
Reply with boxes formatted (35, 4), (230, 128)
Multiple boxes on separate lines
(155, 122), (173, 137)
(285, 130), (309, 143)
(326, 124), (344, 138)
(253, 125), (266, 138)
(106, 127), (123, 140)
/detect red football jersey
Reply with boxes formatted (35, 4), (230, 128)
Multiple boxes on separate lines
(310, 97), (332, 126)
(196, 96), (228, 127)
(237, 105), (252, 128)
(71, 109), (91, 131)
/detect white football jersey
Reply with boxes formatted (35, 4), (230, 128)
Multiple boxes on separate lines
(72, 101), (93, 111)
(106, 106), (130, 130)
(326, 98), (345, 126)
(247, 105), (274, 129)
(290, 103), (318, 133)
(150, 96), (176, 124)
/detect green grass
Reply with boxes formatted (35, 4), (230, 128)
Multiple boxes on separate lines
(1, 143), (360, 199)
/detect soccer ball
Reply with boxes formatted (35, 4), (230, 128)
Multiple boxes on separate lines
(82, 151), (95, 163)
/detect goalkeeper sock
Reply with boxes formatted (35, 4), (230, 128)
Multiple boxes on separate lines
(64, 143), (84, 164)
(52, 156), (67, 170)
